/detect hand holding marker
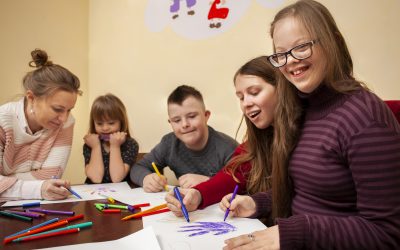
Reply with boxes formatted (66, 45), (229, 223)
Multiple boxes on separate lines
(174, 187), (190, 223)
(52, 176), (82, 199)
(223, 184), (239, 221)
(151, 162), (169, 191)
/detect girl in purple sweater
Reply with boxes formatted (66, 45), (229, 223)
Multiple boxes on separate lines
(223, 0), (400, 249)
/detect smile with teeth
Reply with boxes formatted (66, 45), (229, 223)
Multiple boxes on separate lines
(291, 66), (308, 76)
(248, 110), (261, 118)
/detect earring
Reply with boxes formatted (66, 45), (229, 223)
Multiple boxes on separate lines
(30, 108), (34, 115)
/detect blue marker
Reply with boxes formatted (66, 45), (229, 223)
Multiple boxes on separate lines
(223, 184), (239, 221)
(5, 217), (59, 238)
(22, 201), (41, 208)
(174, 187), (190, 223)
(52, 176), (82, 199)
(65, 187), (82, 199)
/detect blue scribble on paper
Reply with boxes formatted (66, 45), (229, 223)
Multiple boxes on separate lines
(178, 222), (236, 237)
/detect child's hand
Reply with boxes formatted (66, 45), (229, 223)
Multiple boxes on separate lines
(109, 132), (127, 146)
(143, 173), (168, 193)
(219, 194), (256, 218)
(41, 179), (70, 200)
(83, 133), (101, 148)
(178, 174), (210, 188)
(165, 188), (202, 217)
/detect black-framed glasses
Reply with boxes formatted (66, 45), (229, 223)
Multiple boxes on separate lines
(268, 40), (318, 68)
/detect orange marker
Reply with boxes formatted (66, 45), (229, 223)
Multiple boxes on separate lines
(122, 203), (168, 221)
(3, 214), (83, 244)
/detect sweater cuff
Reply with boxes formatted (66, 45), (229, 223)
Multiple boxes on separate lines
(277, 215), (309, 250)
(249, 192), (272, 218)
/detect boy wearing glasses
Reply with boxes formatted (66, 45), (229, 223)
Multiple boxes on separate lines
(130, 85), (238, 192)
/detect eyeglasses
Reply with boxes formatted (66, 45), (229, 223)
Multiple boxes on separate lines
(268, 40), (318, 68)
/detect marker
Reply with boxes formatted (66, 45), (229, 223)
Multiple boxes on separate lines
(65, 187), (82, 199)
(12, 222), (92, 242)
(102, 209), (121, 213)
(127, 208), (170, 219)
(28, 208), (75, 216)
(0, 211), (33, 222)
(174, 187), (190, 223)
(98, 193), (115, 203)
(122, 203), (168, 221)
(4, 210), (42, 218)
(99, 134), (110, 141)
(131, 203), (150, 209)
(5, 218), (59, 238)
(22, 202), (41, 208)
(12, 228), (80, 243)
(95, 203), (129, 210)
(51, 176), (82, 199)
(223, 184), (239, 221)
(3, 214), (84, 244)
(151, 162), (169, 191)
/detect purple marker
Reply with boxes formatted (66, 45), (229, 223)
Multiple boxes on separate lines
(223, 184), (239, 221)
(100, 134), (110, 141)
(4, 210), (42, 218)
(28, 208), (75, 216)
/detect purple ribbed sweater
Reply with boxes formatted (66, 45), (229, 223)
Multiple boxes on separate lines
(252, 86), (400, 249)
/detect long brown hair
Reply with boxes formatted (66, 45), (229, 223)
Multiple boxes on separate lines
(226, 56), (302, 206)
(89, 93), (131, 137)
(269, 0), (371, 219)
(270, 0), (367, 94)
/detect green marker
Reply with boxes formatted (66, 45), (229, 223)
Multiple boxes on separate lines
(0, 211), (33, 222)
(95, 203), (128, 210)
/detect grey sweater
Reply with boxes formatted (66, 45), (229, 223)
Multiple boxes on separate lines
(130, 126), (238, 186)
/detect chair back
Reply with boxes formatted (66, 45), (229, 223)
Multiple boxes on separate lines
(385, 100), (400, 124)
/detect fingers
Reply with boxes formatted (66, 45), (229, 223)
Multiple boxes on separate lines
(165, 191), (183, 217)
(178, 175), (187, 188)
(41, 180), (69, 200)
(143, 174), (165, 192)
(223, 233), (254, 250)
(219, 193), (232, 212)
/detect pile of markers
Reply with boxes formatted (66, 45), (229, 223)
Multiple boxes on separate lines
(1, 202), (92, 244)
(94, 195), (170, 221)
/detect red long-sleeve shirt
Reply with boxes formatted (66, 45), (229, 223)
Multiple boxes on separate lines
(194, 144), (251, 209)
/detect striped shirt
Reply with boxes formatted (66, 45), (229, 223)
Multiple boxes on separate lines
(253, 86), (400, 249)
(0, 98), (74, 200)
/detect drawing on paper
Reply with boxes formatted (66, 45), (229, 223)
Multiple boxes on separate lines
(178, 222), (236, 236)
(81, 186), (117, 195)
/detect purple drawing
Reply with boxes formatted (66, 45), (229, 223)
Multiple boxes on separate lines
(170, 0), (197, 19)
(178, 222), (236, 237)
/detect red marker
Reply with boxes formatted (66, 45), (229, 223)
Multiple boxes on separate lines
(102, 209), (121, 213)
(3, 214), (84, 244)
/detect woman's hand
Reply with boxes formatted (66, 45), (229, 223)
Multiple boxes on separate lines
(219, 194), (257, 218)
(165, 188), (202, 217)
(223, 226), (280, 250)
(41, 179), (70, 200)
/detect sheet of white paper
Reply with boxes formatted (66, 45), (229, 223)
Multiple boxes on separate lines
(111, 186), (174, 209)
(143, 204), (267, 250)
(2, 182), (132, 207)
(35, 226), (161, 250)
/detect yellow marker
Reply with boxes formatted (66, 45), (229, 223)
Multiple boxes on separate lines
(151, 162), (169, 192)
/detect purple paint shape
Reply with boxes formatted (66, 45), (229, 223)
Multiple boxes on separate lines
(178, 221), (236, 237)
